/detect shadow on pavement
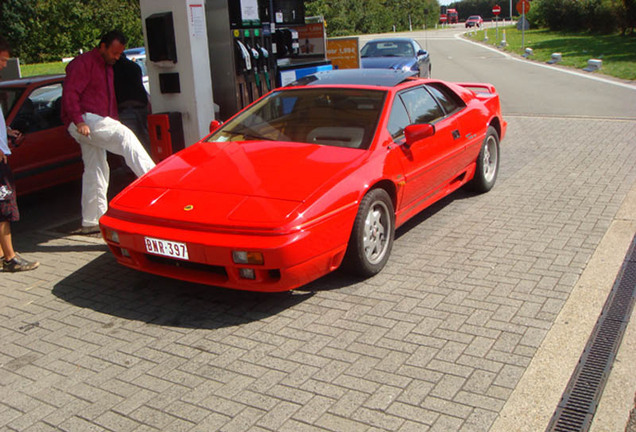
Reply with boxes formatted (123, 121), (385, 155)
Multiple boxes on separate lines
(52, 253), (314, 330)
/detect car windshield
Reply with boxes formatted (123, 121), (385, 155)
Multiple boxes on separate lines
(361, 41), (414, 58)
(0, 87), (25, 118)
(207, 88), (386, 150)
(469, 16), (480, 20)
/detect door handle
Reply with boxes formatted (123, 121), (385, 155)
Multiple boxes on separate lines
(452, 129), (461, 140)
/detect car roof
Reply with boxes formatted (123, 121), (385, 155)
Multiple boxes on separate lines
(289, 69), (417, 88)
(124, 47), (145, 55)
(0, 74), (65, 87)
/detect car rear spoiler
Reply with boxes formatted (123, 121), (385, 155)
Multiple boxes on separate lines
(456, 83), (497, 94)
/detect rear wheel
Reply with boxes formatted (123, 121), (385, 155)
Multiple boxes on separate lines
(467, 126), (499, 193)
(344, 189), (395, 277)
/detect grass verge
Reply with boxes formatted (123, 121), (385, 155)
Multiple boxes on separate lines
(466, 26), (636, 81)
(20, 61), (67, 77)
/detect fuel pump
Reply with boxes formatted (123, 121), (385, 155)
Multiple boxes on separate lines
(206, 0), (276, 119)
(206, 0), (331, 119)
(274, 28), (299, 59)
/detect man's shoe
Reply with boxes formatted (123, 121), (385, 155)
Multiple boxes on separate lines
(3, 254), (39, 272)
(80, 225), (100, 234)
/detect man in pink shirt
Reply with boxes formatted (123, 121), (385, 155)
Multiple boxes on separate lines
(62, 30), (155, 234)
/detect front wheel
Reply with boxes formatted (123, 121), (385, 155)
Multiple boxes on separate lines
(467, 126), (499, 193)
(344, 189), (395, 278)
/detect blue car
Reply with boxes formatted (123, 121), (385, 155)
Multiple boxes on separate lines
(123, 47), (146, 58)
(361, 38), (431, 78)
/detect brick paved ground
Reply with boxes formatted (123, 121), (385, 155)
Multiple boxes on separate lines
(1, 116), (635, 431)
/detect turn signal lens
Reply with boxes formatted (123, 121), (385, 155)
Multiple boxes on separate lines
(105, 229), (120, 243)
(232, 251), (264, 265)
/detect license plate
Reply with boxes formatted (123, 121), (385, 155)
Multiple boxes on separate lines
(144, 236), (189, 260)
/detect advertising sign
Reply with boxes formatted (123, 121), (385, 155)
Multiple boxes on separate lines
(297, 22), (326, 56)
(326, 37), (360, 69)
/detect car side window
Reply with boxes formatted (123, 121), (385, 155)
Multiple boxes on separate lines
(12, 83), (63, 133)
(388, 97), (411, 139)
(399, 86), (444, 125)
(426, 83), (464, 115)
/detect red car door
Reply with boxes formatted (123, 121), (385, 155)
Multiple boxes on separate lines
(388, 86), (465, 213)
(8, 81), (83, 195)
(425, 82), (482, 170)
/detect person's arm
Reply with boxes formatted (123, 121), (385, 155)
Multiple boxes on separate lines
(7, 127), (23, 147)
(62, 58), (91, 136)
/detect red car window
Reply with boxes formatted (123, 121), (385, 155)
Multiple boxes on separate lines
(399, 86), (444, 125)
(208, 88), (386, 149)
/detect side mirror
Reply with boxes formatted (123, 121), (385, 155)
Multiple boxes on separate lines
(404, 123), (435, 148)
(417, 49), (428, 57)
(209, 119), (223, 133)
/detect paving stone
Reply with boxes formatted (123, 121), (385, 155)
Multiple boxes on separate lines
(1, 116), (635, 431)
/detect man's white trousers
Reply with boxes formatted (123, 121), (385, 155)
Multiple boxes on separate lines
(68, 113), (155, 227)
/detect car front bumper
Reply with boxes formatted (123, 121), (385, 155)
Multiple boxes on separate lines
(99, 207), (356, 292)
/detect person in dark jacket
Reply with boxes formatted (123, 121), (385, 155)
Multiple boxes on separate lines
(113, 53), (150, 151)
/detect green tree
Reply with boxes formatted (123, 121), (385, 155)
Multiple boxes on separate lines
(306, 0), (440, 36)
(0, 0), (142, 64)
(529, 0), (619, 33)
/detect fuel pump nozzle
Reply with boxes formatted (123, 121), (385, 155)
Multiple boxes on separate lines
(258, 44), (271, 90)
(248, 45), (262, 92)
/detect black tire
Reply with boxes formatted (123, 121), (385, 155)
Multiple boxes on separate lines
(344, 189), (395, 277)
(467, 126), (499, 193)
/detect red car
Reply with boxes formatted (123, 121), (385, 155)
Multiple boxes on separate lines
(0, 75), (82, 195)
(100, 69), (506, 292)
(465, 15), (484, 28)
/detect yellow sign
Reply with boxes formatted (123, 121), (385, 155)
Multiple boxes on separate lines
(326, 37), (360, 70)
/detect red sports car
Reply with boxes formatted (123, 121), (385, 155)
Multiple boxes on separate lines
(100, 69), (506, 292)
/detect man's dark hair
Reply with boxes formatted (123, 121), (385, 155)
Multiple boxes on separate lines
(99, 30), (127, 48)
(0, 35), (11, 54)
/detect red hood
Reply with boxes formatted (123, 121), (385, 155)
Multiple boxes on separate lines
(109, 140), (365, 228)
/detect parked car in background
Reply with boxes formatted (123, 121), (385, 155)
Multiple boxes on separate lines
(465, 15), (484, 28)
(123, 47), (145, 58)
(100, 69), (506, 292)
(0, 75), (83, 195)
(1, 74), (127, 196)
(360, 38), (431, 78)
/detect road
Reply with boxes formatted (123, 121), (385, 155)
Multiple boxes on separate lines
(360, 26), (636, 118)
(2, 27), (635, 432)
